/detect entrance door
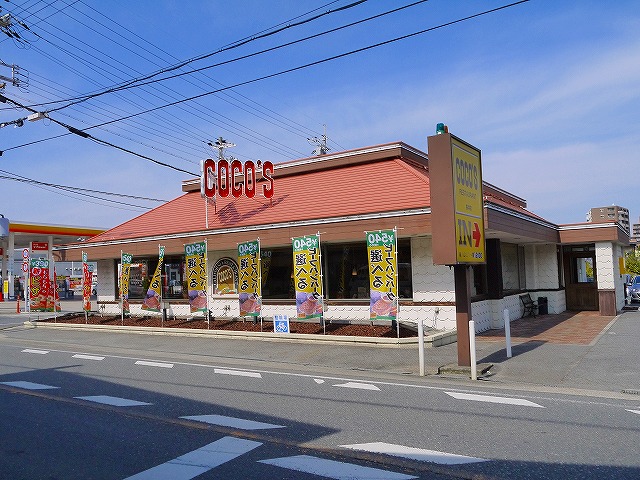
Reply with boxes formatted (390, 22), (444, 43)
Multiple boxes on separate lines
(563, 246), (598, 311)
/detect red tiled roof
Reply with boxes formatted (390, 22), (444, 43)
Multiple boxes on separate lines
(88, 156), (431, 243)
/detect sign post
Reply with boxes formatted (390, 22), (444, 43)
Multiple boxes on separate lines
(428, 128), (486, 367)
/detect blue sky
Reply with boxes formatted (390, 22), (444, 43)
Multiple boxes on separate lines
(1, 0), (638, 232)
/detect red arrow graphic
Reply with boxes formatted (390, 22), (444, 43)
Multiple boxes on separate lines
(473, 222), (481, 248)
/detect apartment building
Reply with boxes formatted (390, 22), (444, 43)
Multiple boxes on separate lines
(587, 205), (630, 235)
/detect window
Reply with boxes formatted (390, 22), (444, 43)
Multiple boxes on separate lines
(324, 239), (412, 299)
(261, 247), (293, 299)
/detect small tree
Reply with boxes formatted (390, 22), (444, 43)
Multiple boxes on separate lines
(624, 249), (640, 276)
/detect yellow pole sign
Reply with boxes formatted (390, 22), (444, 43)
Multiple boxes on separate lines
(451, 137), (485, 263)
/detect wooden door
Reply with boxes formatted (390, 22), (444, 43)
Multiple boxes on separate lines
(563, 247), (598, 311)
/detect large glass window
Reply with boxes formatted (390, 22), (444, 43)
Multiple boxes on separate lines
(261, 247), (293, 299)
(324, 239), (412, 299)
(162, 257), (186, 299)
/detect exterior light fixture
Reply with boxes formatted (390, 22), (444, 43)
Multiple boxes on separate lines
(436, 123), (448, 135)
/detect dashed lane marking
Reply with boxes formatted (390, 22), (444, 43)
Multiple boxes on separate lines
(181, 414), (285, 430)
(341, 442), (487, 465)
(333, 382), (380, 391)
(74, 395), (151, 407)
(626, 409), (640, 415)
(214, 368), (262, 378)
(21, 349), (49, 355)
(259, 454), (417, 480)
(72, 354), (105, 361)
(0, 381), (59, 390)
(135, 360), (174, 368)
(445, 391), (545, 408)
(124, 436), (262, 480)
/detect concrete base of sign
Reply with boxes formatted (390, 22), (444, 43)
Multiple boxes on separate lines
(438, 362), (493, 378)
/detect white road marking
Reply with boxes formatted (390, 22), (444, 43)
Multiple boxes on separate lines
(341, 442), (487, 465)
(74, 395), (151, 407)
(445, 391), (545, 408)
(135, 360), (174, 368)
(124, 436), (262, 480)
(72, 354), (105, 361)
(22, 349), (49, 355)
(314, 379), (325, 384)
(627, 409), (640, 415)
(334, 381), (380, 391)
(259, 454), (417, 480)
(1, 381), (59, 390)
(214, 368), (261, 378)
(181, 414), (285, 430)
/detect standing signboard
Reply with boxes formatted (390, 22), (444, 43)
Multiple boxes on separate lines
(366, 229), (398, 322)
(237, 239), (261, 317)
(292, 234), (323, 320)
(428, 129), (486, 367)
(184, 241), (208, 313)
(142, 246), (165, 312)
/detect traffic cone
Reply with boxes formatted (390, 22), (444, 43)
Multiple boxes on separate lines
(16, 297), (20, 313)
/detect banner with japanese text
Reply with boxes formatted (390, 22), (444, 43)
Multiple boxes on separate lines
(120, 252), (133, 314)
(238, 239), (261, 317)
(185, 241), (208, 313)
(292, 234), (323, 319)
(82, 251), (92, 312)
(366, 229), (398, 321)
(29, 258), (51, 312)
(142, 246), (165, 312)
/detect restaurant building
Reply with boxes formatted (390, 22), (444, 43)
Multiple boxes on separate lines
(56, 140), (630, 332)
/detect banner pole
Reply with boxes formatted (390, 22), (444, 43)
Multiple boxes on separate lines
(120, 250), (124, 326)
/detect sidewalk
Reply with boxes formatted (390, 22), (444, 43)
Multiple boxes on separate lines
(2, 299), (639, 395)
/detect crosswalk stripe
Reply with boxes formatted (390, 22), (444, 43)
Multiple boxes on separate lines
(214, 368), (261, 378)
(1, 381), (59, 390)
(124, 436), (262, 480)
(74, 395), (151, 407)
(333, 381), (380, 391)
(445, 391), (545, 408)
(72, 354), (105, 361)
(341, 442), (487, 465)
(181, 414), (285, 430)
(259, 454), (417, 480)
(135, 360), (174, 368)
(22, 349), (49, 355)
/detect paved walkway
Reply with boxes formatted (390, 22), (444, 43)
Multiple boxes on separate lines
(478, 311), (616, 345)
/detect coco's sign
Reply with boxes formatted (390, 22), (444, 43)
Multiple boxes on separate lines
(200, 158), (274, 200)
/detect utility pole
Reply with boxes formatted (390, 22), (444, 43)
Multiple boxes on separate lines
(0, 61), (27, 90)
(207, 137), (236, 160)
(308, 125), (330, 156)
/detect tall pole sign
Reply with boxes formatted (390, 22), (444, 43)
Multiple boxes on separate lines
(428, 128), (486, 368)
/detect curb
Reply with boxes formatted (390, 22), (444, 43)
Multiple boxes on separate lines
(26, 320), (457, 347)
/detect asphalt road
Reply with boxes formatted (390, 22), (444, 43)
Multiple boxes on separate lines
(1, 326), (639, 479)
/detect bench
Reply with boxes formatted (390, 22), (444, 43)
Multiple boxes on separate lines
(519, 293), (538, 318)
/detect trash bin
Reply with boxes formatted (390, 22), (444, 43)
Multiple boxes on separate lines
(537, 296), (548, 315)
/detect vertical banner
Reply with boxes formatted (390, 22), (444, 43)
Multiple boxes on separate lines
(120, 252), (133, 314)
(366, 229), (398, 321)
(142, 246), (165, 312)
(292, 234), (323, 319)
(82, 251), (92, 312)
(238, 239), (261, 317)
(29, 258), (51, 312)
(185, 241), (208, 313)
(52, 267), (61, 312)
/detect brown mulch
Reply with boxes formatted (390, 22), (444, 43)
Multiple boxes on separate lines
(41, 313), (416, 338)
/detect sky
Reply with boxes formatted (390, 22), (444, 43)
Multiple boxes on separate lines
(1, 0), (638, 233)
